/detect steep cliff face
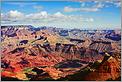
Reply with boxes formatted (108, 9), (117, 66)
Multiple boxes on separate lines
(57, 53), (120, 81)
(84, 54), (121, 81)
(1, 26), (121, 81)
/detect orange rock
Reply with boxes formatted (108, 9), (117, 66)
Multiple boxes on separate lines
(42, 67), (62, 80)
(84, 55), (120, 81)
(1, 71), (16, 78)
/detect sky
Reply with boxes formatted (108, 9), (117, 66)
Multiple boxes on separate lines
(1, 0), (121, 29)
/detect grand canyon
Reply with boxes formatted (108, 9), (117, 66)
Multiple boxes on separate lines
(1, 25), (121, 81)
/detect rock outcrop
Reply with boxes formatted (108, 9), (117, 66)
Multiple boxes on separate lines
(1, 25), (121, 81)
(84, 53), (121, 81)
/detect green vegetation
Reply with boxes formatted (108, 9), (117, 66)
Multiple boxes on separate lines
(23, 67), (37, 75)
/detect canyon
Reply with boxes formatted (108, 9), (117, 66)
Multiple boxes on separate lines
(1, 25), (121, 81)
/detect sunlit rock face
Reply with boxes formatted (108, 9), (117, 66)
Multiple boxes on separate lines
(1, 25), (121, 81)
(84, 54), (121, 81)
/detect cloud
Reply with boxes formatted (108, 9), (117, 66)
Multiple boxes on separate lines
(64, 6), (98, 12)
(6, 2), (37, 7)
(1, 13), (3, 17)
(114, 1), (121, 7)
(64, 6), (77, 12)
(2, 10), (24, 22)
(54, 12), (65, 17)
(26, 11), (48, 20)
(64, 0), (121, 13)
(84, 18), (94, 22)
(1, 10), (94, 28)
(105, 0), (121, 7)
(81, 3), (85, 7)
(64, 2), (104, 12)
(8, 10), (24, 18)
(33, 5), (43, 11)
